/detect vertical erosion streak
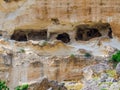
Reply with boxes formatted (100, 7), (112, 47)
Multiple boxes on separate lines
(40, 62), (44, 78)
(10, 66), (20, 89)
(20, 63), (28, 83)
(10, 63), (28, 89)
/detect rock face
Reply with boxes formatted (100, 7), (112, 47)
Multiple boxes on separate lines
(0, 0), (120, 37)
(0, 30), (117, 90)
(28, 77), (67, 90)
(11, 29), (48, 41)
(0, 37), (116, 89)
(116, 63), (120, 76)
(9, 22), (112, 43)
(0, 0), (120, 90)
(74, 23), (112, 41)
(81, 71), (120, 90)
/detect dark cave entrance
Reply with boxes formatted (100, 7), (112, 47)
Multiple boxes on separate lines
(108, 28), (113, 38)
(28, 30), (47, 40)
(87, 28), (102, 38)
(11, 30), (27, 41)
(56, 33), (70, 43)
(75, 28), (102, 41)
(11, 29), (47, 41)
(75, 30), (84, 41)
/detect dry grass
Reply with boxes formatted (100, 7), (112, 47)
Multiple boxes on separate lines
(65, 81), (83, 90)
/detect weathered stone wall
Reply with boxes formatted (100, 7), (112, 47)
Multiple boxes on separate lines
(33, 0), (120, 23)
(0, 0), (120, 36)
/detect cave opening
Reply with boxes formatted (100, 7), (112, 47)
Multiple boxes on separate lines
(87, 28), (102, 38)
(28, 30), (47, 41)
(75, 29), (84, 41)
(4, 0), (20, 3)
(75, 28), (102, 41)
(56, 33), (70, 43)
(11, 30), (27, 41)
(108, 27), (113, 38)
(11, 29), (47, 41)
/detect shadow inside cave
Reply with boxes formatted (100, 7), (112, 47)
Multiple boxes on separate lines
(56, 33), (70, 43)
(75, 28), (102, 41)
(11, 29), (47, 41)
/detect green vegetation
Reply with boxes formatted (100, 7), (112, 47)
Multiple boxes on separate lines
(39, 41), (48, 47)
(0, 80), (9, 90)
(70, 54), (75, 58)
(101, 88), (108, 90)
(99, 82), (113, 87)
(15, 84), (28, 90)
(106, 70), (117, 78)
(0, 80), (28, 90)
(93, 76), (99, 80)
(111, 51), (120, 63)
(110, 50), (120, 68)
(84, 53), (92, 58)
(18, 48), (25, 53)
(65, 82), (83, 90)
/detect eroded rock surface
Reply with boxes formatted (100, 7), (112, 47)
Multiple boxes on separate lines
(28, 77), (67, 90)
(0, 37), (116, 89)
(0, 0), (120, 90)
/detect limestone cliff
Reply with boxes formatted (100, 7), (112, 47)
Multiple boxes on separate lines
(0, 0), (120, 37)
(0, 0), (120, 90)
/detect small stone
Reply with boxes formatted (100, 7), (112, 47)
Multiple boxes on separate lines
(106, 77), (114, 82)
(113, 79), (117, 82)
(100, 73), (108, 82)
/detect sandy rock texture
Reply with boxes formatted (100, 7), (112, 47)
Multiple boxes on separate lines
(28, 77), (67, 90)
(0, 37), (116, 89)
(0, 0), (120, 37)
(0, 0), (120, 90)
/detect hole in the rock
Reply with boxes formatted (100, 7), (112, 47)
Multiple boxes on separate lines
(11, 30), (27, 41)
(88, 28), (102, 38)
(108, 27), (113, 38)
(75, 28), (102, 41)
(87, 30), (92, 37)
(28, 30), (47, 40)
(75, 30), (84, 41)
(11, 29), (47, 41)
(4, 0), (20, 3)
(56, 33), (70, 43)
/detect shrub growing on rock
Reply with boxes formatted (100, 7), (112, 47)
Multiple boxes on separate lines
(17, 47), (25, 53)
(111, 51), (120, 63)
(84, 53), (92, 58)
(70, 54), (75, 59)
(110, 50), (120, 68)
(0, 80), (9, 90)
(15, 84), (28, 90)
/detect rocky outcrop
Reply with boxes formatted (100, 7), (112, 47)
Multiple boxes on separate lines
(0, 1), (119, 90)
(28, 77), (67, 90)
(0, 0), (120, 37)
(81, 71), (119, 90)
(0, 35), (116, 89)
(9, 22), (112, 43)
